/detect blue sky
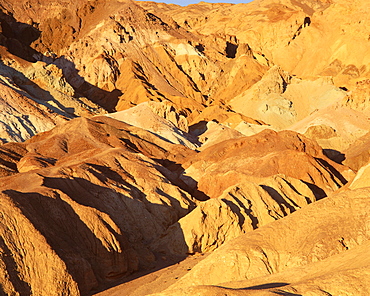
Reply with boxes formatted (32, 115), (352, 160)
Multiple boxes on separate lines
(140, 0), (253, 6)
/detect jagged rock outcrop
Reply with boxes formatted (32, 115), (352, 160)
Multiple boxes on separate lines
(153, 175), (317, 255)
(152, 187), (370, 296)
(0, 116), (198, 295)
(343, 79), (370, 113)
(342, 131), (370, 171)
(348, 161), (370, 189)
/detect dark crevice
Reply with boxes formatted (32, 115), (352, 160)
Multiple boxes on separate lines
(195, 43), (205, 53)
(323, 149), (346, 164)
(304, 16), (311, 27)
(301, 181), (327, 200)
(260, 185), (296, 215)
(226, 42), (238, 58)
(315, 157), (348, 185)
(223, 193), (259, 229)
(221, 199), (246, 228)
(244, 282), (290, 290)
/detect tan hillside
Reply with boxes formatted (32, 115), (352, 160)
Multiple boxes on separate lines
(152, 187), (370, 295)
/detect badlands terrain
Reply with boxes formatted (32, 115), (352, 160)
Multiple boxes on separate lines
(1, 0), (370, 295)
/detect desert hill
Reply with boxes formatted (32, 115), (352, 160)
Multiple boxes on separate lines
(0, 0), (370, 295)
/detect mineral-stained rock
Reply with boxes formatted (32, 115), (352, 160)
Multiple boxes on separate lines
(288, 103), (370, 159)
(343, 131), (370, 171)
(229, 66), (347, 129)
(0, 32), (106, 144)
(348, 161), (370, 189)
(343, 79), (370, 113)
(0, 68), (66, 143)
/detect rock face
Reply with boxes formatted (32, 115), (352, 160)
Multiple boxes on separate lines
(106, 101), (198, 149)
(152, 187), (370, 296)
(153, 175), (318, 255)
(148, 129), (352, 256)
(1, 0), (370, 295)
(0, 117), (198, 295)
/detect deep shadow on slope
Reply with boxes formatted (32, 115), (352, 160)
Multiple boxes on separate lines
(52, 56), (122, 112)
(0, 10), (40, 62)
(42, 173), (191, 294)
(0, 59), (76, 117)
(153, 158), (210, 201)
(0, 9), (122, 112)
(4, 177), (189, 296)
(0, 112), (203, 294)
(0, 235), (32, 295)
(4, 189), (107, 295)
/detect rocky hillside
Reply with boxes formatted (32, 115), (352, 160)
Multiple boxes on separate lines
(0, 0), (370, 295)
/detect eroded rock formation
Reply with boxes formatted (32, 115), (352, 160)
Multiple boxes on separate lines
(1, 0), (370, 295)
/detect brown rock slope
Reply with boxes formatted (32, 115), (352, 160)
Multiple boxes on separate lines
(150, 129), (353, 256)
(153, 176), (317, 255)
(0, 116), (199, 295)
(181, 129), (352, 199)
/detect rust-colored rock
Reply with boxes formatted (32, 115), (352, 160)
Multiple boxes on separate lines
(181, 129), (352, 199)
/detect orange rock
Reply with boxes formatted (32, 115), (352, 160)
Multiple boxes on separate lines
(0, 117), (198, 295)
(181, 129), (351, 199)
